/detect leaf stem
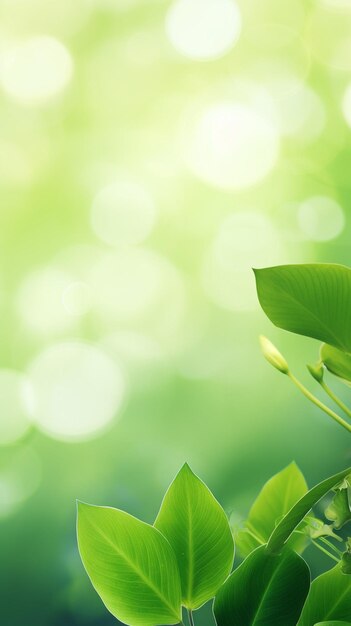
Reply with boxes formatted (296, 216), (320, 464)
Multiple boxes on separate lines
(288, 372), (351, 432)
(320, 380), (351, 420)
(319, 536), (343, 556)
(311, 539), (340, 563)
(188, 609), (195, 626)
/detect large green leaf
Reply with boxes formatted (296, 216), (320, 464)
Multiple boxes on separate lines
(298, 565), (351, 625)
(213, 545), (310, 626)
(154, 463), (234, 609)
(77, 502), (182, 626)
(315, 623), (351, 625)
(321, 344), (351, 383)
(235, 462), (308, 558)
(267, 467), (351, 554)
(254, 264), (351, 352)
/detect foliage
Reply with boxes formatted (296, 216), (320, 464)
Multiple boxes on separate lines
(77, 463), (351, 626)
(255, 263), (351, 432)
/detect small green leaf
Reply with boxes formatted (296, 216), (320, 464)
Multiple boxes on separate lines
(325, 489), (351, 529)
(267, 467), (351, 554)
(214, 545), (310, 626)
(321, 344), (351, 383)
(298, 565), (351, 625)
(254, 264), (351, 352)
(154, 463), (234, 609)
(235, 462), (308, 558)
(77, 502), (182, 626)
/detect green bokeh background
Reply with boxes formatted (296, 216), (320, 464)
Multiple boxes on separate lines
(1, 0), (351, 624)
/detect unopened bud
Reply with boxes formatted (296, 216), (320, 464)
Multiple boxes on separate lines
(259, 336), (289, 375)
(307, 362), (324, 383)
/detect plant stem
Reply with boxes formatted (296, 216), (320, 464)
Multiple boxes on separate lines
(319, 536), (343, 556)
(311, 539), (340, 563)
(320, 380), (351, 420)
(288, 372), (351, 432)
(188, 609), (195, 626)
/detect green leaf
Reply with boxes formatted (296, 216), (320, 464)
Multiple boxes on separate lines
(321, 344), (351, 383)
(267, 467), (351, 554)
(235, 462), (308, 558)
(213, 545), (310, 626)
(298, 565), (351, 625)
(254, 264), (351, 352)
(77, 502), (182, 626)
(325, 489), (351, 529)
(314, 623), (351, 625)
(154, 463), (234, 609)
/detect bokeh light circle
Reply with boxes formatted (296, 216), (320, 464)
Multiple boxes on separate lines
(0, 36), (73, 105)
(203, 211), (286, 311)
(185, 103), (279, 189)
(0, 370), (33, 445)
(166, 0), (241, 60)
(28, 342), (125, 442)
(298, 196), (345, 241)
(62, 281), (92, 316)
(91, 180), (157, 247)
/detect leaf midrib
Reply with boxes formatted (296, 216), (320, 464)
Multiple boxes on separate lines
(88, 516), (179, 619)
(251, 556), (286, 626)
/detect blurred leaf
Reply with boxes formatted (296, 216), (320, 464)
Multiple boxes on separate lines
(77, 502), (182, 626)
(321, 344), (351, 383)
(154, 463), (234, 609)
(267, 467), (351, 554)
(213, 545), (310, 626)
(254, 264), (351, 352)
(235, 462), (308, 558)
(325, 489), (351, 529)
(298, 565), (351, 625)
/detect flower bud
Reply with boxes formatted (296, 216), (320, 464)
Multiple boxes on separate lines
(259, 336), (289, 375)
(307, 362), (324, 383)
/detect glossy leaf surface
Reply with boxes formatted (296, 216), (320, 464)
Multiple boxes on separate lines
(77, 502), (182, 626)
(267, 467), (351, 554)
(235, 462), (308, 558)
(321, 344), (351, 383)
(214, 545), (310, 626)
(154, 463), (234, 609)
(298, 565), (351, 626)
(254, 264), (351, 352)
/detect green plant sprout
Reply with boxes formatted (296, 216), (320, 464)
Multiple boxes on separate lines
(255, 264), (351, 433)
(77, 463), (351, 626)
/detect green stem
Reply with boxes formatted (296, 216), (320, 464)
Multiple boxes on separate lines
(311, 539), (340, 563)
(188, 610), (195, 626)
(319, 536), (343, 556)
(288, 372), (351, 432)
(320, 380), (351, 420)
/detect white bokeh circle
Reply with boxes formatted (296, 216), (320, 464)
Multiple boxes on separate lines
(0, 36), (73, 105)
(166, 0), (241, 61)
(28, 342), (125, 441)
(298, 196), (345, 241)
(0, 370), (33, 445)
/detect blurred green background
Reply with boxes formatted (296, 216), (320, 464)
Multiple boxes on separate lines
(1, 0), (351, 624)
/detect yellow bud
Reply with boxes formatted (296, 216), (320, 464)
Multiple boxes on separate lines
(259, 336), (289, 374)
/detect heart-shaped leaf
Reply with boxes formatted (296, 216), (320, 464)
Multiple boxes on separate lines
(235, 462), (308, 558)
(320, 344), (351, 383)
(267, 467), (351, 554)
(77, 502), (182, 626)
(298, 565), (351, 625)
(154, 463), (234, 609)
(254, 264), (351, 352)
(213, 545), (310, 626)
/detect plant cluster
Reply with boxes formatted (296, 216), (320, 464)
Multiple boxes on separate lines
(77, 262), (351, 625)
(255, 263), (351, 432)
(77, 463), (351, 626)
